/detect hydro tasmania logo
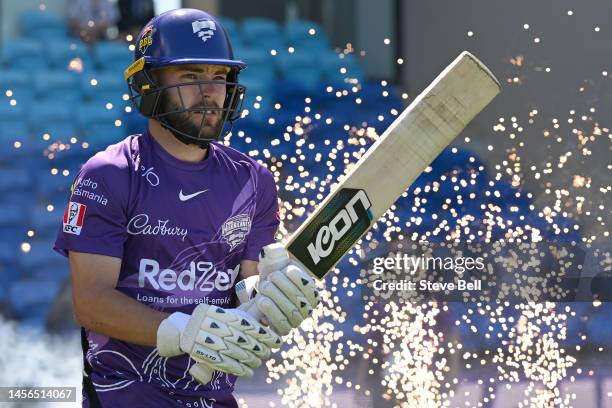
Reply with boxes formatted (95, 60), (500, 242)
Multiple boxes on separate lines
(287, 188), (373, 279)
(63, 201), (87, 235)
(192, 19), (216, 43)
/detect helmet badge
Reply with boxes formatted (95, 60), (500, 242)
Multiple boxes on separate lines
(139, 26), (153, 54)
(191, 19), (217, 43)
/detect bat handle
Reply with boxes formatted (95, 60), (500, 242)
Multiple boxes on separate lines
(240, 295), (265, 321)
(235, 275), (266, 321)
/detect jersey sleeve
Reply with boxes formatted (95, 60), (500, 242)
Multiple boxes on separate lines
(54, 150), (130, 259)
(242, 168), (280, 261)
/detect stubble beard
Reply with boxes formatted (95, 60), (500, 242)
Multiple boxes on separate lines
(161, 94), (223, 141)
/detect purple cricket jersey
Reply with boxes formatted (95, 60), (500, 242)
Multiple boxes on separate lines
(54, 132), (279, 407)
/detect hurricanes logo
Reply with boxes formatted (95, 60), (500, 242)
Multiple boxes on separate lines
(192, 19), (216, 43)
(222, 214), (251, 250)
(139, 26), (153, 54)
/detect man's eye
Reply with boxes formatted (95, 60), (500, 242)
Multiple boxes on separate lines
(214, 76), (226, 81)
(183, 74), (198, 80)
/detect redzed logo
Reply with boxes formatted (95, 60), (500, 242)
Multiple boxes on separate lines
(63, 202), (87, 235)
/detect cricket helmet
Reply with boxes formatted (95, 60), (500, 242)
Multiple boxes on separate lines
(124, 8), (246, 147)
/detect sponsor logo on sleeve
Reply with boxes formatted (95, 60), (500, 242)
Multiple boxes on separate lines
(221, 214), (251, 250)
(71, 177), (108, 206)
(63, 202), (87, 235)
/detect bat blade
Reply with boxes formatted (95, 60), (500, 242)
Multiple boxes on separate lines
(286, 51), (501, 279)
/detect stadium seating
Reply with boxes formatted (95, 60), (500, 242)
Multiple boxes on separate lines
(20, 10), (68, 41)
(27, 102), (73, 140)
(0, 168), (31, 193)
(0, 122), (29, 162)
(34, 70), (81, 104)
(9, 279), (63, 318)
(30, 205), (63, 240)
(92, 41), (132, 73)
(239, 19), (286, 55)
(1, 38), (48, 71)
(81, 71), (129, 106)
(241, 17), (281, 46)
(0, 70), (34, 104)
(0, 265), (20, 304)
(318, 52), (364, 83)
(122, 109), (149, 136)
(77, 101), (125, 149)
(236, 47), (272, 68)
(284, 20), (330, 52)
(254, 36), (286, 54)
(17, 238), (66, 273)
(0, 203), (26, 228)
(0, 102), (25, 123)
(48, 39), (92, 71)
(218, 17), (240, 41)
(36, 170), (72, 201)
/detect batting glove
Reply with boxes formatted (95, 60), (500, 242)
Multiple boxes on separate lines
(238, 243), (322, 336)
(156, 303), (281, 383)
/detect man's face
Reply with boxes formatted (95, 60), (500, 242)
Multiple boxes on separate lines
(155, 64), (230, 142)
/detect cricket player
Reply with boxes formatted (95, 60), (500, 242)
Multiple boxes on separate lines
(54, 9), (320, 407)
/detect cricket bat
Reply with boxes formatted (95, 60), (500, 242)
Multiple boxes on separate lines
(194, 51), (500, 382)
(283, 50), (501, 280)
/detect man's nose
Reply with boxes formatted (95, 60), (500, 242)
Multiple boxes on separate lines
(197, 79), (224, 95)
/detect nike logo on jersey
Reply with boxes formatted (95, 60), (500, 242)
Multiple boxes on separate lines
(179, 189), (209, 201)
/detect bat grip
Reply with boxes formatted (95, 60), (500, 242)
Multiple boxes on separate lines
(241, 295), (265, 320)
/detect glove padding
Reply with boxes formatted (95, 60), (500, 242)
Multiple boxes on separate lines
(187, 244), (322, 382)
(157, 303), (281, 383)
(248, 243), (321, 336)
